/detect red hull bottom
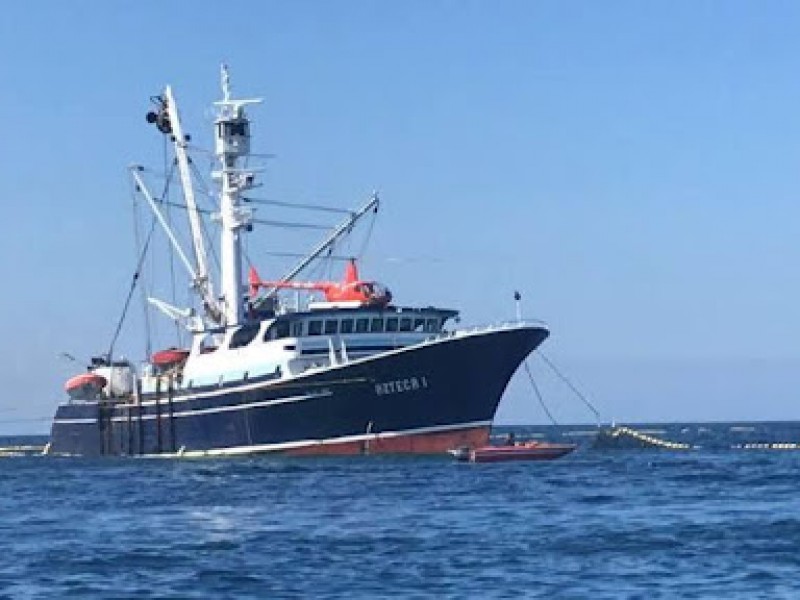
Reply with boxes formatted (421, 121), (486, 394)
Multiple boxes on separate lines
(285, 425), (491, 456)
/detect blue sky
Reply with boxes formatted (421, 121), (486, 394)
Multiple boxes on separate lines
(2, 1), (800, 432)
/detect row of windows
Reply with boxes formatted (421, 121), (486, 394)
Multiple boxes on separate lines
(305, 316), (440, 337)
(257, 316), (442, 344)
(228, 316), (444, 349)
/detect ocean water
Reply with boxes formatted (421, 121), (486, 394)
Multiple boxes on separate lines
(2, 423), (800, 598)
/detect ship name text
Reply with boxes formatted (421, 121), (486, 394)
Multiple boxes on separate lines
(375, 376), (429, 396)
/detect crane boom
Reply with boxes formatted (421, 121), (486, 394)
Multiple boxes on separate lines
(262, 193), (379, 298)
(164, 86), (221, 323)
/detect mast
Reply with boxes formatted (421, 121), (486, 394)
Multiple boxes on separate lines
(213, 65), (262, 326)
(163, 86), (221, 323)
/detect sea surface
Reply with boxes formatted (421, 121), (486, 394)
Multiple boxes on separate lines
(2, 422), (800, 598)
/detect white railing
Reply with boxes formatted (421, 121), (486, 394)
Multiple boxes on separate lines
(422, 318), (549, 343)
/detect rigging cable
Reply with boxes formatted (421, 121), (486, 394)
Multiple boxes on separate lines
(132, 176), (152, 361)
(108, 206), (158, 361)
(164, 147), (181, 346)
(110, 163), (176, 361)
(356, 201), (379, 261)
(536, 350), (602, 425)
(154, 198), (333, 230)
(157, 159), (179, 348)
(186, 159), (222, 275)
(243, 196), (354, 215)
(522, 360), (559, 426)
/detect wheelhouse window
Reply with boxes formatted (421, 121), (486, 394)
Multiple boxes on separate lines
(264, 320), (292, 341)
(324, 320), (339, 335)
(356, 318), (369, 333)
(370, 318), (384, 333)
(340, 319), (354, 334)
(230, 325), (259, 349)
(275, 321), (291, 339)
(308, 320), (323, 336)
(386, 317), (398, 332)
(220, 121), (248, 137)
(399, 318), (412, 332)
(425, 318), (440, 333)
(291, 321), (304, 337)
(413, 318), (425, 332)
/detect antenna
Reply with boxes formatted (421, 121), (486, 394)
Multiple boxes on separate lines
(221, 63), (232, 102)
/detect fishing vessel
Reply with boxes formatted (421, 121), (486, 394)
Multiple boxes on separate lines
(49, 67), (549, 457)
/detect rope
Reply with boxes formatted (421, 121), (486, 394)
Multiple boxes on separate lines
(356, 202), (379, 260)
(111, 161), (177, 361)
(261, 251), (351, 261)
(537, 350), (602, 425)
(523, 360), (558, 426)
(155, 199), (333, 231)
(188, 159), (218, 210)
(107, 216), (158, 361)
(164, 153), (181, 345)
(132, 179), (152, 360)
(186, 163), (221, 277)
(243, 196), (354, 215)
(252, 218), (331, 231)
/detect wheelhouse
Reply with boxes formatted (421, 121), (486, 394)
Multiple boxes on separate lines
(262, 306), (457, 343)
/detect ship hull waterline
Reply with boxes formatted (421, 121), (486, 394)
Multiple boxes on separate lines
(49, 326), (547, 457)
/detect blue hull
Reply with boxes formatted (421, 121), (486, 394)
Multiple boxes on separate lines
(49, 326), (547, 457)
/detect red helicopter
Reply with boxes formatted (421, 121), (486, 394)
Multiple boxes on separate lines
(248, 259), (393, 307)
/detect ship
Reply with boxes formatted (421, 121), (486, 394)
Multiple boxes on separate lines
(48, 67), (549, 457)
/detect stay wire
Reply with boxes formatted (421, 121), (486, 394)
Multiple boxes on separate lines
(108, 211), (158, 361)
(523, 360), (559, 426)
(185, 162), (222, 275)
(356, 207), (378, 261)
(243, 196), (353, 215)
(111, 162), (176, 361)
(131, 179), (153, 360)
(536, 350), (602, 425)
(188, 159), (218, 210)
(164, 141), (181, 346)
(155, 198), (332, 231)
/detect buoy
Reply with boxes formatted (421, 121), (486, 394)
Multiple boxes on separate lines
(593, 425), (691, 450)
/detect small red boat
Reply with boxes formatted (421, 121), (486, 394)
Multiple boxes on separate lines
(64, 373), (107, 400)
(451, 441), (576, 463)
(151, 348), (190, 367)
